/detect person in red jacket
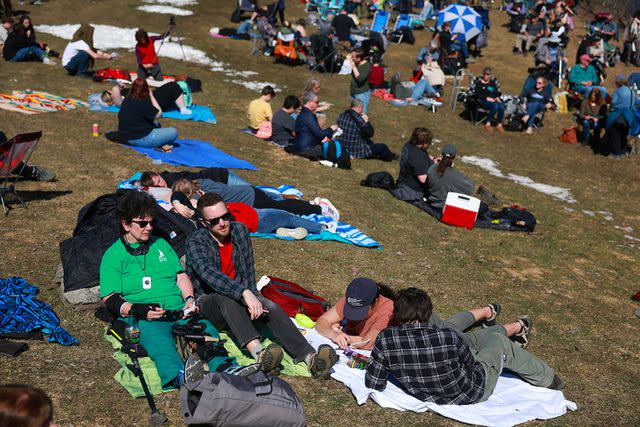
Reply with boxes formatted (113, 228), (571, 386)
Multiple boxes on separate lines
(134, 28), (169, 81)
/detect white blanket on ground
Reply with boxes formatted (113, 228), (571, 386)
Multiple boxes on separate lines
(301, 325), (577, 427)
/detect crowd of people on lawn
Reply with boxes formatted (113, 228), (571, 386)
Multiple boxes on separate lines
(6, 0), (640, 424)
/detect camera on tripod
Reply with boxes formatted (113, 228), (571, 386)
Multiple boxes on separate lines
(169, 15), (176, 28)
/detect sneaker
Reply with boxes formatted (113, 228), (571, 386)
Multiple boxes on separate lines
(547, 373), (565, 390)
(257, 343), (284, 374)
(513, 316), (532, 349)
(318, 198), (340, 221)
(476, 186), (502, 206)
(183, 354), (207, 385)
(525, 127), (533, 135)
(42, 57), (56, 65)
(309, 344), (339, 379)
(482, 303), (501, 328)
(32, 166), (56, 182)
(223, 363), (262, 376)
(276, 227), (308, 240)
(179, 107), (193, 115)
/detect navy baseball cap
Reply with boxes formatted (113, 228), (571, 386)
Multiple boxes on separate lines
(344, 278), (379, 321)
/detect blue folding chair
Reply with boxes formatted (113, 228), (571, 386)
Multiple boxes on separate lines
(370, 10), (391, 34)
(391, 13), (413, 44)
(328, 0), (345, 13)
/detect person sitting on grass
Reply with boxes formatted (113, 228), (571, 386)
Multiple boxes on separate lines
(61, 23), (114, 78)
(569, 54), (607, 99)
(426, 144), (479, 212)
(100, 191), (257, 391)
(514, 15), (545, 56)
(391, 127), (436, 205)
(2, 15), (54, 64)
(271, 95), (300, 148)
(336, 98), (395, 161)
(471, 67), (506, 133)
(247, 85), (276, 132)
(301, 77), (332, 114)
(0, 131), (56, 181)
(364, 287), (564, 404)
(185, 192), (339, 377)
(0, 16), (14, 49)
(0, 384), (59, 427)
(169, 179), (329, 239)
(292, 91), (339, 159)
(117, 77), (178, 150)
(578, 86), (605, 146)
(135, 27), (170, 81)
(521, 76), (554, 134)
(99, 81), (191, 115)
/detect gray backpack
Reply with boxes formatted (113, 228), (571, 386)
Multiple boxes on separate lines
(180, 370), (306, 426)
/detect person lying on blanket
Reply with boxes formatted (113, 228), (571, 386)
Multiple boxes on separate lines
(185, 192), (339, 377)
(364, 287), (565, 405)
(140, 171), (340, 221)
(99, 191), (258, 390)
(101, 81), (192, 115)
(169, 179), (332, 239)
(117, 78), (178, 151)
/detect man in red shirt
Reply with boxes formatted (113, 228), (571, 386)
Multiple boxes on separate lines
(185, 192), (338, 378)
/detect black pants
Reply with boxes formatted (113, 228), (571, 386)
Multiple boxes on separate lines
(253, 189), (322, 216)
(602, 120), (630, 156)
(199, 293), (315, 363)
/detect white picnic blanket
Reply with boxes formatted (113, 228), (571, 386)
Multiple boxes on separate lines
(300, 324), (577, 427)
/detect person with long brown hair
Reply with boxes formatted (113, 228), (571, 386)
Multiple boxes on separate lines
(0, 384), (59, 427)
(62, 23), (113, 77)
(135, 27), (170, 81)
(426, 144), (474, 211)
(579, 86), (605, 146)
(117, 77), (178, 149)
(348, 48), (372, 114)
(391, 127), (436, 203)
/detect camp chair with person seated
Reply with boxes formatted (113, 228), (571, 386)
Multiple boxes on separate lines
(274, 29), (306, 65)
(390, 13), (414, 44)
(0, 131), (42, 215)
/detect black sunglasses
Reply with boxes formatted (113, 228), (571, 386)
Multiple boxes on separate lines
(202, 212), (233, 227)
(131, 219), (154, 228)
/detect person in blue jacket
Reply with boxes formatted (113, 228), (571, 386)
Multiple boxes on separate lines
(292, 91), (338, 159)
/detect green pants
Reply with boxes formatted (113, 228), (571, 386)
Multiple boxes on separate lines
(431, 311), (508, 350)
(122, 317), (233, 389)
(473, 333), (555, 402)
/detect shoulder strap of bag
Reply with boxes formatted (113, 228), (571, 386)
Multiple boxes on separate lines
(246, 370), (273, 396)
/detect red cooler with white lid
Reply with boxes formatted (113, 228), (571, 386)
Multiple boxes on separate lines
(441, 192), (480, 230)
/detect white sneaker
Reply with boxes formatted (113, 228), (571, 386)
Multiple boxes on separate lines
(276, 227), (308, 240)
(309, 197), (322, 205)
(318, 160), (337, 168)
(319, 198), (340, 221)
(180, 107), (192, 115)
(43, 57), (56, 65)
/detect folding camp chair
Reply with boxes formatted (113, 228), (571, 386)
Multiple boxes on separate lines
(391, 13), (413, 44)
(369, 9), (390, 35)
(450, 68), (475, 113)
(328, 0), (345, 14)
(0, 131), (42, 215)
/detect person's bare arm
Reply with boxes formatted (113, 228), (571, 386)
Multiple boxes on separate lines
(316, 306), (350, 349)
(149, 92), (163, 118)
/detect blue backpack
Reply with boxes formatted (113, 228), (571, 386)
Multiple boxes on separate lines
(322, 139), (351, 169)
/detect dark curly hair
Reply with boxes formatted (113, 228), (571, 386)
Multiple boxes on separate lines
(116, 191), (157, 231)
(393, 287), (433, 324)
(0, 384), (54, 427)
(139, 171), (159, 187)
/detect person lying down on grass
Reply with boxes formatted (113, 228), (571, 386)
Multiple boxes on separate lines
(170, 179), (334, 239)
(93, 81), (191, 115)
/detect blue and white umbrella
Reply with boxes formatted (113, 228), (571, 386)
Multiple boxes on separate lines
(436, 4), (483, 42)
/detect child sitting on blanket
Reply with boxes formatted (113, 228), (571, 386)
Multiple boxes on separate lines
(170, 179), (331, 239)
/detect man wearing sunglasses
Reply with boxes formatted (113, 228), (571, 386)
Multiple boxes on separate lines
(186, 192), (338, 378)
(100, 191), (250, 390)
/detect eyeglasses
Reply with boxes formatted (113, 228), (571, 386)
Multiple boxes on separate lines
(131, 219), (154, 228)
(202, 212), (232, 227)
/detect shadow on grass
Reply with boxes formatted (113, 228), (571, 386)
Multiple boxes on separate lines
(4, 189), (72, 205)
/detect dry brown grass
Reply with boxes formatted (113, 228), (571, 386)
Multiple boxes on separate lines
(0, 1), (639, 426)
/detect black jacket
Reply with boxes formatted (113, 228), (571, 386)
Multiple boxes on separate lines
(3, 31), (39, 61)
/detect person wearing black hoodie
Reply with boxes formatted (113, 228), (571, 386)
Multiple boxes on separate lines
(2, 15), (53, 64)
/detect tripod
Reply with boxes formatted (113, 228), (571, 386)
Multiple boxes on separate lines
(156, 15), (188, 64)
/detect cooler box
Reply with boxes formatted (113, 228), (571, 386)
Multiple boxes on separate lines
(441, 192), (481, 230)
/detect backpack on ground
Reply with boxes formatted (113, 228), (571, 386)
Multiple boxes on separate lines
(505, 114), (523, 132)
(360, 171), (397, 190)
(261, 276), (329, 320)
(181, 370), (305, 427)
(95, 68), (130, 81)
(491, 206), (537, 232)
(322, 139), (351, 169)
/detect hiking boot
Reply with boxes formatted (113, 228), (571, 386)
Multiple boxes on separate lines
(32, 166), (56, 182)
(476, 186), (502, 206)
(223, 363), (262, 376)
(183, 353), (207, 385)
(547, 373), (565, 391)
(276, 227), (308, 240)
(482, 303), (501, 328)
(513, 316), (532, 349)
(257, 343), (284, 374)
(318, 198), (340, 221)
(309, 344), (339, 379)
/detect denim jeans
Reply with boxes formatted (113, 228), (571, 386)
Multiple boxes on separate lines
(411, 79), (437, 99)
(576, 85), (607, 100)
(227, 172), (251, 187)
(11, 45), (44, 62)
(256, 208), (323, 234)
(352, 90), (372, 114)
(581, 119), (602, 144)
(127, 127), (178, 148)
(64, 50), (90, 76)
(450, 39), (469, 59)
(198, 293), (316, 363)
(478, 100), (505, 125)
(525, 102), (546, 128)
(236, 20), (254, 36)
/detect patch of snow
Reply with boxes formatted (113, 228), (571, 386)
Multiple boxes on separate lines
(460, 156), (577, 204)
(615, 225), (634, 232)
(596, 210), (614, 221)
(224, 70), (259, 78)
(137, 5), (193, 16)
(563, 207), (575, 213)
(624, 235), (640, 242)
(143, 0), (197, 5)
(582, 210), (596, 217)
(227, 79), (281, 92)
